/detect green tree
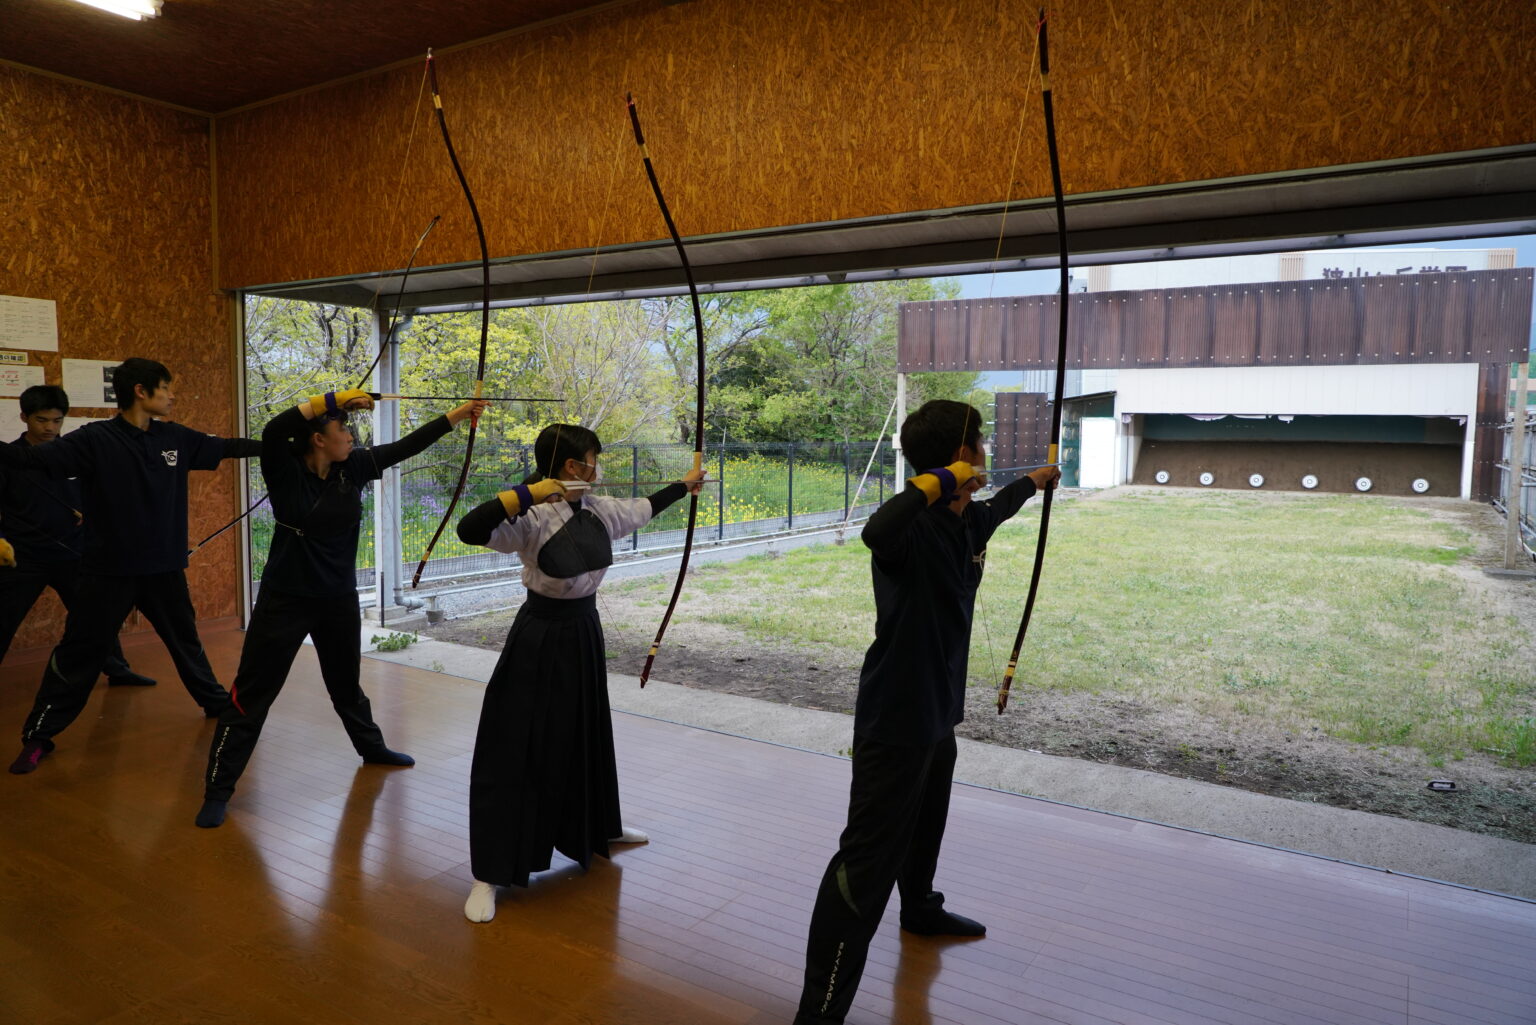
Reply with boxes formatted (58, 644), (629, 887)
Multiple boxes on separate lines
(708, 279), (974, 443)
(395, 309), (543, 444)
(244, 296), (377, 427)
(644, 292), (775, 445)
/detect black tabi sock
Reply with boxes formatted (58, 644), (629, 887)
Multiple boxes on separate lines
(361, 747), (415, 766)
(194, 800), (227, 828)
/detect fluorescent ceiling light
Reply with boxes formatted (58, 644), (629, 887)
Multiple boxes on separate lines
(70, 0), (164, 20)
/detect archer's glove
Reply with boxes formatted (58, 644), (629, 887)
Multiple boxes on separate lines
(908, 462), (976, 505)
(498, 479), (567, 517)
(305, 389), (374, 417)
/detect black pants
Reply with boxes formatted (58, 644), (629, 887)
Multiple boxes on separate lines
(21, 570), (227, 743)
(795, 732), (959, 1025)
(204, 588), (387, 801)
(0, 561), (132, 677)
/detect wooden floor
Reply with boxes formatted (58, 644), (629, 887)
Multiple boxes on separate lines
(1, 629), (1533, 1025)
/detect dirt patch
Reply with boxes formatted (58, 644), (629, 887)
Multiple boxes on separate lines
(425, 493), (1536, 846)
(429, 614), (1536, 845)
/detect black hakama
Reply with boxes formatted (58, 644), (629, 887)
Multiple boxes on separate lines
(468, 591), (622, 887)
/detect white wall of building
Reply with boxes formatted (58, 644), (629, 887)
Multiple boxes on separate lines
(1113, 363), (1479, 417)
(1079, 418), (1118, 487)
(1086, 248), (1514, 292)
(1110, 364), (1479, 497)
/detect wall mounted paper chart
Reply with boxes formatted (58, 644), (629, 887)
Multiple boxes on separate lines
(61, 359), (121, 408)
(0, 364), (45, 398)
(0, 296), (59, 351)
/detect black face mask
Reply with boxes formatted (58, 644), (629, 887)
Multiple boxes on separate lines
(537, 507), (614, 579)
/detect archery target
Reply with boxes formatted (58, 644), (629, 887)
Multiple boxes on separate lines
(1199, 472), (1215, 486)
(1301, 474), (1319, 489)
(1248, 474), (1265, 488)
(1412, 478), (1430, 493)
(1355, 477), (1373, 492)
(1154, 470), (1170, 484)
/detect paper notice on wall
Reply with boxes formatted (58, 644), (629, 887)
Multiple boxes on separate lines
(0, 350), (30, 365)
(0, 399), (18, 433)
(61, 358), (120, 408)
(0, 364), (44, 398)
(0, 296), (59, 351)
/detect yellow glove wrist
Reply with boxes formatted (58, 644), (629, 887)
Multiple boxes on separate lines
(304, 389), (373, 418)
(498, 479), (566, 517)
(907, 462), (976, 505)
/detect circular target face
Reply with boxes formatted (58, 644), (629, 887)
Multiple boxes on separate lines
(1199, 472), (1215, 486)
(1301, 474), (1319, 489)
(1411, 478), (1430, 493)
(1154, 470), (1170, 484)
(1355, 477), (1373, 492)
(1248, 474), (1264, 488)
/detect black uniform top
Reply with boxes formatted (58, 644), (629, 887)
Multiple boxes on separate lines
(259, 405), (452, 598)
(853, 474), (1038, 747)
(0, 416), (261, 576)
(0, 433), (88, 565)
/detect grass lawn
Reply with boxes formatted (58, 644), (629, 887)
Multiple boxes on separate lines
(607, 489), (1535, 768)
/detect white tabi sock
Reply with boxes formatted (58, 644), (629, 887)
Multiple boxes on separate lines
(464, 880), (497, 923)
(611, 825), (649, 844)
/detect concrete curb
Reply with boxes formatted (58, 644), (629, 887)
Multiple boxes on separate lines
(367, 636), (1536, 902)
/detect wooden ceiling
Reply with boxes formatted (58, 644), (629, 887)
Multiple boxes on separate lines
(0, 0), (614, 113)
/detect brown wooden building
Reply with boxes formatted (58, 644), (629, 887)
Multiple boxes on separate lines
(899, 266), (1534, 499)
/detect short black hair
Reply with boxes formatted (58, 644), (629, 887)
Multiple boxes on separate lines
(112, 358), (172, 409)
(899, 400), (983, 471)
(527, 423), (602, 483)
(288, 409), (350, 458)
(20, 385), (69, 417)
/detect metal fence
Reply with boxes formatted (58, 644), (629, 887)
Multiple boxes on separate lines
(1494, 410), (1536, 560)
(247, 440), (900, 597)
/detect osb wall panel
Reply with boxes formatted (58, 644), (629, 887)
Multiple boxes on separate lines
(898, 269), (1535, 372)
(217, 0), (1536, 289)
(0, 65), (241, 657)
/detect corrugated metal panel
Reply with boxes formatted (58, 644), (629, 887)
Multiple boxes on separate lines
(1127, 292), (1167, 367)
(1167, 288), (1212, 366)
(1358, 278), (1410, 362)
(968, 300), (1007, 373)
(933, 301), (964, 371)
(1210, 287), (1260, 365)
(993, 392), (1051, 484)
(1304, 280), (1357, 365)
(897, 268), (1533, 371)
(1474, 362), (1509, 501)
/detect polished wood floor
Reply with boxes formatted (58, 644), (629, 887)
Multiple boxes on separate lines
(1, 628), (1533, 1025)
